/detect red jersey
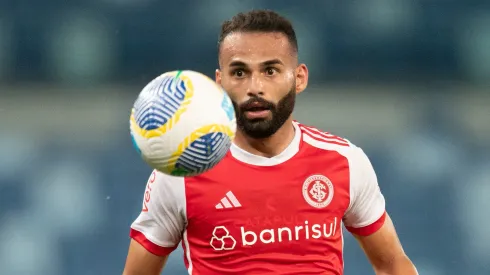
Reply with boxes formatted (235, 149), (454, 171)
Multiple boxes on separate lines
(130, 121), (386, 275)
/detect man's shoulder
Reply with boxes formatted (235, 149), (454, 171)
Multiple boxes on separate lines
(146, 169), (186, 200)
(295, 121), (359, 153)
(295, 121), (375, 178)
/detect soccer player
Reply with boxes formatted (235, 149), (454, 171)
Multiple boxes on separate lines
(123, 10), (418, 275)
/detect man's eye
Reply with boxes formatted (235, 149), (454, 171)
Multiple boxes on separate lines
(233, 70), (245, 77)
(266, 68), (277, 75)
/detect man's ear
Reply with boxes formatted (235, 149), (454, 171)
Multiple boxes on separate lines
(215, 69), (222, 85)
(295, 64), (308, 94)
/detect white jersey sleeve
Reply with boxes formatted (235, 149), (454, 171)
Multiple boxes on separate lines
(343, 146), (387, 236)
(130, 170), (186, 256)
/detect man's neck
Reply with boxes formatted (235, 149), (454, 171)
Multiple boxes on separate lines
(232, 118), (296, 158)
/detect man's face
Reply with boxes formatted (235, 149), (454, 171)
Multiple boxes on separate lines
(216, 32), (308, 139)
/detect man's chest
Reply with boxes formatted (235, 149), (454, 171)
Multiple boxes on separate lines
(182, 158), (351, 254)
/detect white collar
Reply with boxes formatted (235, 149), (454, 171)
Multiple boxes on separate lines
(230, 122), (301, 166)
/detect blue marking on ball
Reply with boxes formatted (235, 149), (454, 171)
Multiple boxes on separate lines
(133, 74), (187, 130)
(130, 133), (142, 155)
(220, 92), (235, 121)
(173, 132), (231, 176)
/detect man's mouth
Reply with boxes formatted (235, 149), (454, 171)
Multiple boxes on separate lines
(243, 104), (271, 119)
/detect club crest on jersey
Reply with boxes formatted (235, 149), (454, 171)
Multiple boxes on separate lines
(302, 174), (334, 209)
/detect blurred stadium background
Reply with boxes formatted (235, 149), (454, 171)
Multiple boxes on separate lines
(0, 0), (489, 274)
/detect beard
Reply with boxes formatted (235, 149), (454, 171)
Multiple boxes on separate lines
(232, 85), (296, 139)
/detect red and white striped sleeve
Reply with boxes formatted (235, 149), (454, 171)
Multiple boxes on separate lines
(130, 170), (186, 256)
(343, 146), (387, 236)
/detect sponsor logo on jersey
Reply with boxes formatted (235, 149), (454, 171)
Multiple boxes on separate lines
(210, 218), (338, 250)
(210, 226), (237, 251)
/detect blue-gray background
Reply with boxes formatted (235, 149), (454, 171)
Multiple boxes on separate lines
(0, 1), (489, 274)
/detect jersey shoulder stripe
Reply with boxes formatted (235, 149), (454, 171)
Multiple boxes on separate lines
(298, 123), (350, 147)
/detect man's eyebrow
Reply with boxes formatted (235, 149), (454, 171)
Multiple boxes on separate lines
(261, 59), (284, 66)
(229, 61), (247, 67)
(228, 59), (284, 67)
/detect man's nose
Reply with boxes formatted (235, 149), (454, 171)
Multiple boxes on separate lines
(246, 73), (265, 97)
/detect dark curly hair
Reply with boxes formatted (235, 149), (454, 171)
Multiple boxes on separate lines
(218, 10), (298, 54)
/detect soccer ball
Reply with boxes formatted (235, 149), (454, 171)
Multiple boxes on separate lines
(130, 70), (237, 177)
